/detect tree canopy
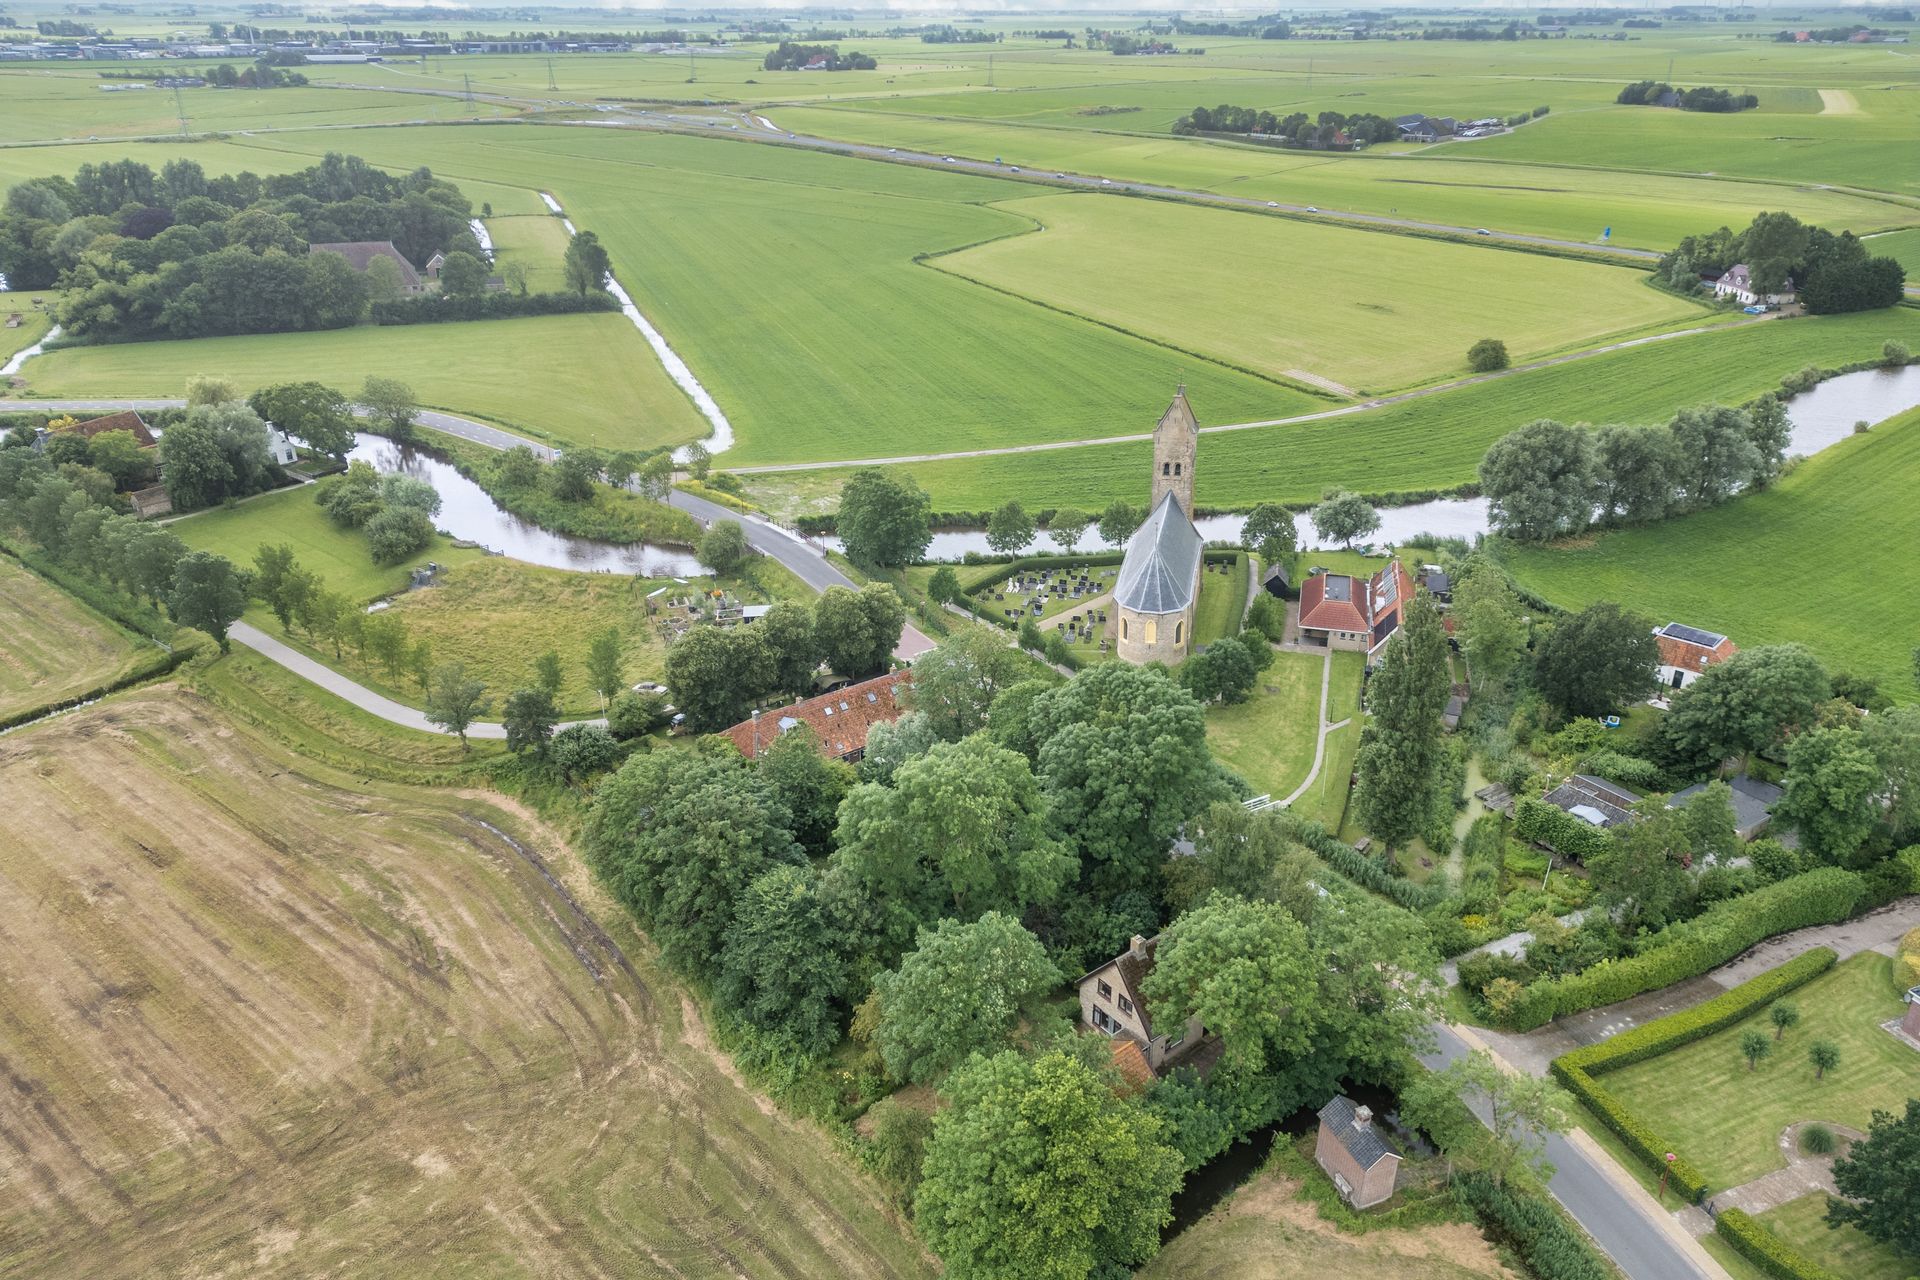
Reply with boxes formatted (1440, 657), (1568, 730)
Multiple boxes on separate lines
(872, 913), (1059, 1083)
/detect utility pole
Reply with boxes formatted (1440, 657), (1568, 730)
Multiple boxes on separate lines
(687, 48), (696, 83)
(546, 57), (557, 91)
(987, 53), (995, 87)
(173, 82), (189, 137)
(463, 73), (473, 104)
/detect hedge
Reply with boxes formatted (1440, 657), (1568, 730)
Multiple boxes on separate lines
(1451, 1172), (1610, 1280)
(1496, 868), (1864, 1030)
(1550, 947), (1837, 1203)
(370, 289), (619, 325)
(1898, 846), (1920, 894)
(1273, 812), (1449, 911)
(1714, 1208), (1845, 1280)
(1513, 795), (1613, 862)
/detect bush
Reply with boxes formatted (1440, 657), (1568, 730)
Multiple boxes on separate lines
(1467, 338), (1510, 373)
(369, 289), (619, 325)
(606, 691), (669, 739)
(1715, 1207), (1845, 1280)
(1513, 796), (1612, 863)
(1451, 1172), (1609, 1280)
(1884, 339), (1911, 367)
(1577, 749), (1665, 793)
(1550, 948), (1837, 1201)
(1799, 1124), (1835, 1156)
(1273, 812), (1448, 910)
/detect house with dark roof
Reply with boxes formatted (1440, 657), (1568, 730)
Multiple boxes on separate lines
(44, 409), (156, 449)
(1113, 389), (1204, 665)
(1297, 560), (1415, 659)
(721, 670), (908, 763)
(307, 240), (424, 294)
(1669, 774), (1783, 842)
(1543, 773), (1642, 829)
(1261, 560), (1295, 600)
(1653, 621), (1737, 690)
(1315, 1095), (1402, 1208)
(1077, 934), (1210, 1076)
(1711, 263), (1794, 307)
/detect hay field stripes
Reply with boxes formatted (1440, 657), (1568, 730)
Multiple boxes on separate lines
(0, 691), (927, 1278)
(0, 555), (148, 723)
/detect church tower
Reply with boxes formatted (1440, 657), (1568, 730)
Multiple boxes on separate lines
(1150, 386), (1198, 521)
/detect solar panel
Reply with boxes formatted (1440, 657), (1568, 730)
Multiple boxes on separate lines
(1662, 623), (1726, 648)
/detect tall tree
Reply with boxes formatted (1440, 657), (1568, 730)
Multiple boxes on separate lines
(1864, 705), (1920, 844)
(872, 913), (1058, 1083)
(1593, 423), (1676, 524)
(1240, 502), (1297, 565)
(716, 864), (853, 1058)
(1479, 418), (1598, 540)
(1668, 403), (1762, 509)
(757, 600), (821, 696)
(835, 467), (932, 567)
(1450, 561), (1527, 688)
(1162, 801), (1318, 918)
(501, 687), (559, 756)
(585, 625), (624, 708)
(1098, 499), (1143, 548)
(698, 519), (750, 574)
(1589, 802), (1695, 932)
(664, 625), (774, 730)
(915, 1050), (1183, 1280)
(1532, 601), (1658, 718)
(562, 228), (612, 295)
(167, 550), (247, 650)
(251, 542), (299, 630)
(1777, 725), (1881, 865)
(1310, 488), (1380, 549)
(813, 583), (903, 677)
(358, 375), (417, 440)
(907, 628), (1025, 741)
(531, 649), (565, 697)
(1141, 895), (1320, 1072)
(1354, 596), (1451, 850)
(1655, 645), (1831, 775)
(986, 500), (1035, 555)
(1400, 1049), (1570, 1187)
(1047, 506), (1090, 554)
(756, 725), (853, 856)
(249, 380), (354, 457)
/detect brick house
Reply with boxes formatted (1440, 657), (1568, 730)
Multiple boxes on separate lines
(61, 409), (157, 447)
(1297, 560), (1415, 659)
(1314, 1094), (1402, 1208)
(1077, 934), (1209, 1075)
(721, 670), (908, 763)
(1652, 621), (1736, 690)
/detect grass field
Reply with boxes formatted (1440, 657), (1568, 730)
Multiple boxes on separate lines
(0, 688), (926, 1276)
(170, 485), (483, 604)
(1504, 406), (1920, 701)
(1754, 1192), (1913, 1280)
(0, 556), (146, 720)
(938, 194), (1702, 393)
(483, 211), (573, 293)
(744, 307), (1920, 514)
(1206, 648), (1324, 801)
(1865, 229), (1920, 275)
(19, 312), (710, 452)
(1139, 1162), (1516, 1280)
(1194, 552), (1250, 646)
(1602, 953), (1917, 1190)
(0, 307), (52, 361)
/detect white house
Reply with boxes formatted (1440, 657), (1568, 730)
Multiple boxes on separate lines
(266, 425), (300, 467)
(1712, 264), (1795, 307)
(1653, 621), (1737, 690)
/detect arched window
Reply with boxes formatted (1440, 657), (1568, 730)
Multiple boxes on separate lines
(1121, 617), (1129, 640)
(1174, 462), (1182, 475)
(1161, 462), (1171, 476)
(1174, 620), (1183, 644)
(1145, 619), (1157, 646)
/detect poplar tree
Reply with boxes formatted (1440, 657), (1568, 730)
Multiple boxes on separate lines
(1353, 596), (1450, 851)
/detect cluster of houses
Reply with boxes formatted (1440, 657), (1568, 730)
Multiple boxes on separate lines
(26, 407), (300, 517)
(1394, 113), (1508, 142)
(308, 239), (498, 296)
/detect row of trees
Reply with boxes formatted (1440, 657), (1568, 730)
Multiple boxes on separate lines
(1616, 80), (1759, 112)
(761, 41), (876, 69)
(1172, 105), (1401, 146)
(1658, 210), (1905, 313)
(1478, 401), (1790, 540)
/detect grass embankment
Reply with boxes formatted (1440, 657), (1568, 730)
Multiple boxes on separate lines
(1752, 1193), (1911, 1280)
(742, 307), (1920, 515)
(941, 193), (1703, 394)
(1602, 953), (1916, 1191)
(18, 312), (709, 453)
(0, 308), (52, 362)
(0, 555), (149, 721)
(0, 688), (926, 1277)
(1504, 406), (1920, 700)
(169, 485), (485, 603)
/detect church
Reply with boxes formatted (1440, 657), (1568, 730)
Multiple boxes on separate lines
(1112, 388), (1205, 666)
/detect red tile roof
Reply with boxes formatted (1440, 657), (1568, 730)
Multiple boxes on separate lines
(1655, 631), (1736, 673)
(723, 670), (908, 761)
(1299, 560), (1413, 643)
(1109, 1038), (1155, 1094)
(64, 410), (155, 447)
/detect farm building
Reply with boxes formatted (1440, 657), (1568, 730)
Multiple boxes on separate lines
(1261, 561), (1295, 600)
(1113, 389), (1204, 666)
(1297, 560), (1414, 659)
(721, 670), (908, 763)
(1711, 264), (1795, 307)
(1653, 621), (1737, 690)
(1078, 934), (1213, 1076)
(1543, 773), (1642, 829)
(1668, 774), (1783, 842)
(307, 240), (424, 294)
(1315, 1095), (1402, 1209)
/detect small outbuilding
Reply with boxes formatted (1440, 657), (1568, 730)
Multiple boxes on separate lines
(1315, 1094), (1401, 1209)
(1261, 560), (1295, 600)
(1668, 774), (1783, 842)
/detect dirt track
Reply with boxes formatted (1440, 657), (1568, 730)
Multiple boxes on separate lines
(0, 691), (928, 1279)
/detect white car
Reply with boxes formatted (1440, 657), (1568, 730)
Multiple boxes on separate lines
(1009, 165), (1020, 172)
(944, 155), (956, 163)
(1475, 228), (1492, 236)
(1267, 201), (1278, 208)
(1101, 178), (1112, 186)
(1306, 205), (1319, 212)
(888, 147), (898, 153)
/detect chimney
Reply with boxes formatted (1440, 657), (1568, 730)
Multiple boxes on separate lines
(1354, 1104), (1373, 1130)
(1128, 934), (1149, 962)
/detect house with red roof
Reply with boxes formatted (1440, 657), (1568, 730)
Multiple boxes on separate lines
(721, 670), (909, 762)
(1297, 560), (1415, 659)
(1653, 622), (1736, 691)
(1077, 934), (1216, 1078)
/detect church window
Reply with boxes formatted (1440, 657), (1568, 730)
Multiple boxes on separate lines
(1161, 462), (1170, 476)
(1174, 463), (1182, 475)
(1145, 619), (1157, 646)
(1121, 617), (1129, 640)
(1174, 621), (1183, 644)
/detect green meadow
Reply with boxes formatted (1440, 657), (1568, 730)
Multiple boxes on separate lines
(1503, 406), (1920, 700)
(20, 312), (709, 452)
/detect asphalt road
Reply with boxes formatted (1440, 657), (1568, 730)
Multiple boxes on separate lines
(1421, 1025), (1714, 1280)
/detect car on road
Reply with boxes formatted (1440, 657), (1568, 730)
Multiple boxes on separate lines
(1055, 172), (1065, 178)
(1010, 166), (1020, 172)
(1475, 228), (1492, 235)
(1267, 201), (1278, 208)
(888, 147), (897, 153)
(1306, 205), (1319, 212)
(1101, 178), (1112, 186)
(944, 156), (956, 163)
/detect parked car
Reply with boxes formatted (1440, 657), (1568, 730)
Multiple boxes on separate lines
(1743, 304), (1768, 314)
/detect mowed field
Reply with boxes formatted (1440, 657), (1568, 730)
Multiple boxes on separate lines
(20, 312), (709, 453)
(940, 193), (1703, 392)
(0, 556), (146, 720)
(1504, 406), (1920, 700)
(0, 690), (928, 1278)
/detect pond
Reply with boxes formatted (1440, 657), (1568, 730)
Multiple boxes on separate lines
(346, 434), (704, 577)
(882, 363), (1920, 562)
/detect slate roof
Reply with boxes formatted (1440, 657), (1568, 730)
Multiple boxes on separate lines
(1669, 774), (1782, 835)
(308, 240), (422, 290)
(64, 410), (155, 447)
(1318, 1095), (1399, 1170)
(1114, 491), (1202, 616)
(1543, 773), (1642, 828)
(722, 670), (908, 761)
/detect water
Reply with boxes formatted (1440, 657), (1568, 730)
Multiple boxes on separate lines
(1, 323), (61, 377)
(346, 433), (704, 577)
(1782, 363), (1920, 455)
(467, 217), (494, 262)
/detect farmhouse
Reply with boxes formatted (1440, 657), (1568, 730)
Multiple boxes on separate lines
(1653, 621), (1737, 690)
(721, 670), (908, 763)
(1394, 113), (1457, 141)
(1112, 389), (1204, 666)
(1711, 264), (1795, 307)
(63, 409), (157, 447)
(1669, 774), (1783, 842)
(1297, 560), (1415, 658)
(1543, 773), (1642, 829)
(307, 240), (424, 294)
(1314, 1095), (1402, 1209)
(1078, 933), (1211, 1076)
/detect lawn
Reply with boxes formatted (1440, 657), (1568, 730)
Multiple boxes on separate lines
(1602, 953), (1918, 1190)
(1300, 651), (1365, 831)
(1504, 406), (1920, 701)
(0, 688), (926, 1277)
(1865, 229), (1920, 275)
(940, 193), (1703, 393)
(0, 556), (147, 721)
(1755, 1192), (1914, 1280)
(1206, 648), (1324, 801)
(1193, 552), (1249, 647)
(19, 312), (710, 453)
(169, 484), (484, 604)
(741, 307), (1920, 513)
(483, 211), (573, 293)
(0, 307), (52, 361)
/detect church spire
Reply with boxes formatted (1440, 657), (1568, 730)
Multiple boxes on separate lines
(1150, 386), (1198, 522)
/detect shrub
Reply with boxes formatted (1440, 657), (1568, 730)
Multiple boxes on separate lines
(1274, 812), (1447, 910)
(1467, 338), (1510, 373)
(1895, 925), (1920, 993)
(1884, 339), (1911, 367)
(1513, 795), (1612, 863)
(1715, 1207), (1845, 1280)
(1577, 749), (1665, 793)
(1451, 1172), (1609, 1280)
(1799, 1124), (1835, 1155)
(369, 289), (619, 325)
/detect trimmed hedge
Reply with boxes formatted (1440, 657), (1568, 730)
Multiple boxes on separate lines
(1274, 812), (1449, 911)
(1496, 868), (1865, 1030)
(370, 289), (619, 325)
(1550, 947), (1837, 1203)
(1715, 1208), (1845, 1280)
(1451, 1172), (1610, 1280)
(1513, 795), (1612, 863)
